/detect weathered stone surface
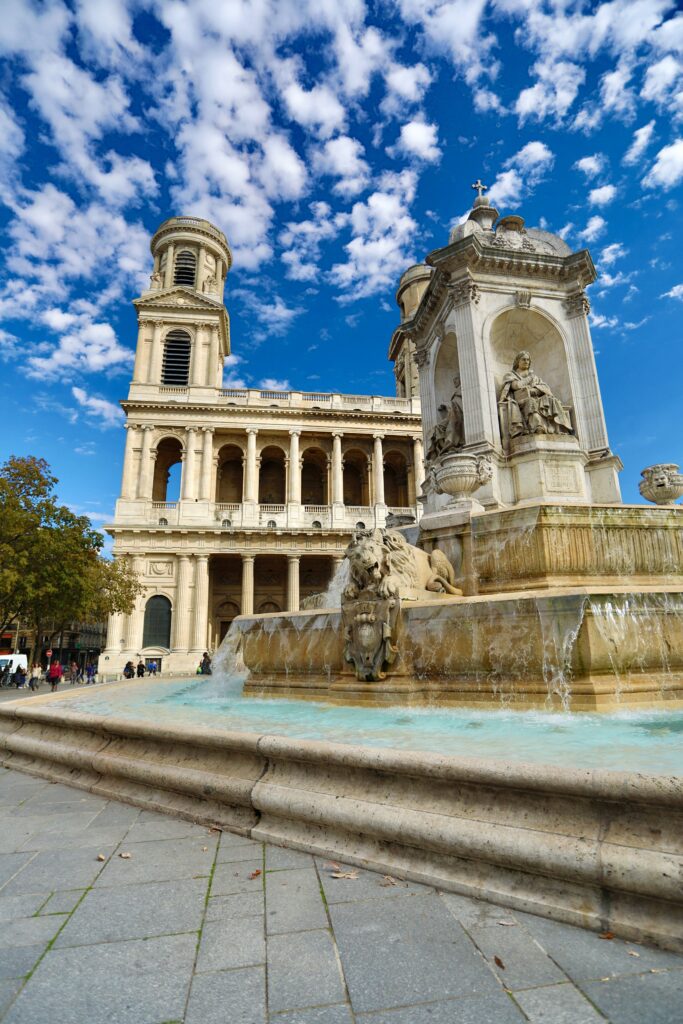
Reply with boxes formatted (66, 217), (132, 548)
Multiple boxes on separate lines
(580, 970), (683, 1024)
(196, 914), (265, 972)
(514, 982), (605, 1023)
(267, 929), (345, 1013)
(185, 965), (266, 1024)
(265, 867), (328, 934)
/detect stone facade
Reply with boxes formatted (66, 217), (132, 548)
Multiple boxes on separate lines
(101, 216), (423, 677)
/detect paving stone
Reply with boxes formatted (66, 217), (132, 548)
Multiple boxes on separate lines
(440, 891), (519, 930)
(123, 816), (210, 843)
(514, 981), (606, 1022)
(266, 867), (328, 935)
(0, 914), (64, 949)
(0, 979), (22, 1017)
(4, 932), (197, 1024)
(87, 802), (140, 829)
(196, 913), (265, 971)
(211, 858), (265, 896)
(205, 891), (264, 921)
(329, 893), (503, 1014)
(217, 836), (264, 863)
(466, 921), (567, 991)
(17, 825), (128, 852)
(0, 847), (112, 896)
(0, 852), (36, 891)
(93, 834), (216, 887)
(0, 892), (46, 922)
(516, 911), (683, 981)
(0, 945), (45, 981)
(267, 929), (345, 1013)
(580, 969), (683, 1024)
(266, 845), (315, 870)
(39, 889), (86, 915)
(316, 859), (428, 904)
(54, 876), (207, 947)
(356, 990), (527, 1023)
(272, 1005), (353, 1024)
(185, 965), (266, 1024)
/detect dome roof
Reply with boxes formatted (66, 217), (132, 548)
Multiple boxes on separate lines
(448, 190), (572, 256)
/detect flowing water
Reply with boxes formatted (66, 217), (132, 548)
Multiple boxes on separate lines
(64, 675), (683, 775)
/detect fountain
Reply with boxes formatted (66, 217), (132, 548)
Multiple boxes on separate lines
(0, 187), (681, 953)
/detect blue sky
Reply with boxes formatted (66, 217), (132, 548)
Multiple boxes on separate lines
(1, 0), (682, 530)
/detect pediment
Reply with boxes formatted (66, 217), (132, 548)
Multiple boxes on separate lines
(134, 287), (223, 312)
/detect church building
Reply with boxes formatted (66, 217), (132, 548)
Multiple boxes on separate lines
(100, 216), (424, 676)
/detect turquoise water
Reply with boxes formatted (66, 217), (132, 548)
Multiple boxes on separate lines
(62, 676), (683, 775)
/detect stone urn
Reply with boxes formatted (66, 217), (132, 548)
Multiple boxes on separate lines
(433, 451), (492, 506)
(639, 464), (683, 506)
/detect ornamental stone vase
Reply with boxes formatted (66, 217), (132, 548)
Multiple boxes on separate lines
(639, 464), (683, 506)
(434, 452), (492, 506)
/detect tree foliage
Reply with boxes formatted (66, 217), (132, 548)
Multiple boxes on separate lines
(0, 456), (142, 660)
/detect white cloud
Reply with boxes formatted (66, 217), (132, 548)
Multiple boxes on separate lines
(257, 135), (307, 201)
(381, 62), (432, 116)
(515, 59), (584, 124)
(0, 328), (19, 361)
(487, 140), (554, 207)
(280, 74), (346, 140)
(473, 87), (505, 113)
(259, 377), (291, 391)
(641, 54), (682, 104)
(388, 119), (441, 162)
(623, 120), (656, 165)
(590, 312), (619, 329)
(600, 242), (628, 265)
(397, 0), (493, 76)
(661, 283), (683, 299)
(642, 138), (683, 189)
(313, 137), (370, 197)
(574, 154), (606, 178)
(281, 201), (340, 281)
(27, 316), (133, 381)
(578, 216), (607, 242)
(72, 386), (125, 428)
(588, 184), (617, 206)
(234, 291), (303, 337)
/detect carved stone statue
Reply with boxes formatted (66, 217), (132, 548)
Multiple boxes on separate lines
(341, 528), (460, 682)
(202, 274), (218, 293)
(425, 375), (465, 464)
(498, 351), (573, 439)
(149, 270), (162, 289)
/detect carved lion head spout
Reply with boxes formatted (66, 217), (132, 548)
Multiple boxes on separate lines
(639, 463), (683, 506)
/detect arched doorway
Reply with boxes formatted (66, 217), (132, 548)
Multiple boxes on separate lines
(152, 437), (183, 502)
(301, 447), (328, 505)
(215, 444), (244, 502)
(259, 446), (286, 504)
(142, 595), (172, 649)
(343, 449), (369, 506)
(217, 600), (240, 644)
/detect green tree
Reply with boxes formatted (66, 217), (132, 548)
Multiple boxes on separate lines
(0, 456), (142, 663)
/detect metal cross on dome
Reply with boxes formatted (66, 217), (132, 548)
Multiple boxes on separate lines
(471, 179), (488, 198)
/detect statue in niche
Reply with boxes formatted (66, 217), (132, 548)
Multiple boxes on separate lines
(149, 270), (162, 289)
(425, 375), (465, 464)
(202, 274), (218, 293)
(498, 351), (573, 439)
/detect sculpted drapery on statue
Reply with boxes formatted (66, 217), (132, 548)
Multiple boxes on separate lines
(426, 375), (465, 462)
(498, 351), (573, 440)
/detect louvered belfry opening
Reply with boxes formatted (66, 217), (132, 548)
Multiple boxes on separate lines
(173, 249), (196, 286)
(161, 330), (191, 385)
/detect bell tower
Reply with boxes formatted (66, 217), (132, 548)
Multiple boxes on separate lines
(128, 216), (232, 400)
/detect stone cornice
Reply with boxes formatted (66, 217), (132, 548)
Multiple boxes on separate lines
(120, 400), (421, 430)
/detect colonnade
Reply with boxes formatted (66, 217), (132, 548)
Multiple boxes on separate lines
(121, 424), (425, 507)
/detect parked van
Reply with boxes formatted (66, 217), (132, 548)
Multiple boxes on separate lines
(0, 655), (28, 681)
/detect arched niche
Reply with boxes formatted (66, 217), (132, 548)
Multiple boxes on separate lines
(152, 437), (183, 502)
(216, 443), (244, 502)
(343, 449), (369, 506)
(488, 308), (572, 418)
(432, 331), (460, 432)
(301, 447), (328, 505)
(259, 446), (286, 504)
(383, 450), (409, 507)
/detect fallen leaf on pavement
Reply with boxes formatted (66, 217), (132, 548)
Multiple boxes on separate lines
(600, 977), (611, 982)
(380, 875), (399, 886)
(331, 870), (359, 880)
(628, 951), (641, 957)
(325, 862), (342, 871)
(119, 852), (132, 859)
(494, 956), (506, 970)
(96, 854), (106, 862)
(248, 869), (262, 879)
(599, 931), (615, 940)
(201, 846), (208, 852)
(497, 920), (516, 926)
(650, 968), (667, 974)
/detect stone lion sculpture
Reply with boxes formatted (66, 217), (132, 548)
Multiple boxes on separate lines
(343, 528), (461, 601)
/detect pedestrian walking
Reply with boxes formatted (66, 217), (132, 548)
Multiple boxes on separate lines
(48, 661), (63, 692)
(148, 659), (157, 676)
(85, 662), (96, 685)
(136, 659), (145, 678)
(200, 652), (212, 675)
(28, 664), (42, 691)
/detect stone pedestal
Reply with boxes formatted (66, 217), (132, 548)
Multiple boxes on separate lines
(507, 435), (588, 505)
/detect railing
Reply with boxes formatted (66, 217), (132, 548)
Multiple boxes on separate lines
(151, 502), (178, 510)
(116, 501), (421, 530)
(344, 506), (373, 517)
(388, 506), (416, 516)
(211, 388), (419, 413)
(159, 386), (188, 395)
(259, 504), (286, 514)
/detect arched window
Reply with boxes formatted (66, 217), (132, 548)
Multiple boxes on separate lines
(142, 596), (172, 649)
(162, 330), (191, 386)
(174, 250), (196, 286)
(158, 518), (168, 526)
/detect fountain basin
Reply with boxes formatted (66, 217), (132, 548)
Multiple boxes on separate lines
(234, 587), (683, 711)
(0, 685), (681, 952)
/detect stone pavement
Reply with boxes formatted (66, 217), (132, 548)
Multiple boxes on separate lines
(0, 768), (681, 1024)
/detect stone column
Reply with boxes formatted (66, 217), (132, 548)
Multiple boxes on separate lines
(172, 555), (192, 651)
(332, 556), (344, 574)
(199, 428), (214, 501)
(104, 611), (123, 653)
(120, 423), (139, 499)
(331, 434), (344, 504)
(181, 428), (198, 500)
(149, 321), (165, 385)
(191, 555), (209, 652)
(241, 556), (255, 615)
(373, 435), (385, 505)
(413, 437), (425, 500)
(287, 556), (300, 613)
(244, 429), (258, 502)
(190, 324), (206, 387)
(163, 243), (175, 289)
(208, 324), (220, 388)
(288, 431), (301, 503)
(137, 425), (154, 500)
(132, 323), (147, 383)
(198, 244), (206, 290)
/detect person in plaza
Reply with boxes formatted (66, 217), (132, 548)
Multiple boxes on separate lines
(0, 665), (9, 688)
(48, 660), (63, 692)
(123, 661), (135, 679)
(85, 662), (96, 685)
(148, 659), (157, 676)
(13, 665), (26, 688)
(200, 652), (212, 675)
(28, 664), (42, 691)
(69, 661), (79, 685)
(136, 659), (146, 678)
